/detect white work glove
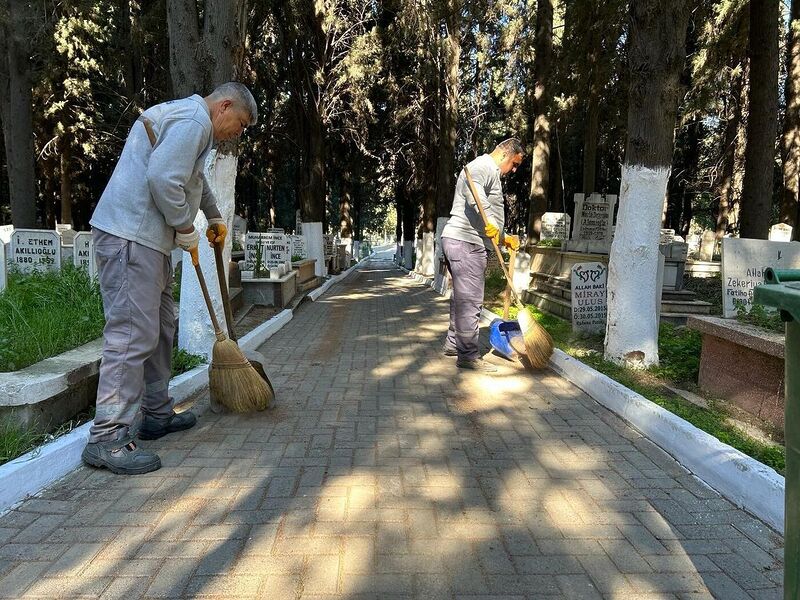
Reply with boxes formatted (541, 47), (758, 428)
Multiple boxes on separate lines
(175, 228), (200, 264)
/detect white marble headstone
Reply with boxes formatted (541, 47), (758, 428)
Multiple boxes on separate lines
(295, 210), (302, 235)
(571, 262), (608, 334)
(73, 231), (92, 271)
(0, 241), (6, 293)
(289, 235), (307, 260)
(0, 225), (13, 244)
(660, 229), (676, 245)
(769, 223), (793, 242)
(56, 223), (76, 246)
(572, 193), (617, 242)
(10, 229), (62, 274)
(721, 237), (800, 317)
(541, 212), (571, 240)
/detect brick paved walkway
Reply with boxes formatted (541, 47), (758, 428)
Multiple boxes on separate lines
(0, 254), (785, 599)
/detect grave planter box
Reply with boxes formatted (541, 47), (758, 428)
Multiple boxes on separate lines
(687, 315), (785, 431)
(291, 259), (317, 284)
(0, 338), (102, 434)
(241, 270), (297, 308)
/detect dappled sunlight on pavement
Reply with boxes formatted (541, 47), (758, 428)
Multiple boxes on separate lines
(0, 256), (784, 598)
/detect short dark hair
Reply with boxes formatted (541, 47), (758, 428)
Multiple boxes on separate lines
(495, 137), (524, 155)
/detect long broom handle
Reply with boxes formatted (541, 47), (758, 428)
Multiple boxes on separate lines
(213, 243), (238, 341)
(191, 251), (225, 339)
(463, 166), (525, 309)
(503, 247), (517, 320)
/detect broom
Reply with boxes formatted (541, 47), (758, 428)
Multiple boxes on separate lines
(139, 115), (272, 410)
(191, 249), (273, 412)
(463, 166), (554, 369)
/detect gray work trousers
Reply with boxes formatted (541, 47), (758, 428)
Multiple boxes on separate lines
(442, 237), (488, 361)
(89, 229), (175, 443)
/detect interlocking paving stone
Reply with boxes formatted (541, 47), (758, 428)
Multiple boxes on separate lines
(0, 254), (785, 598)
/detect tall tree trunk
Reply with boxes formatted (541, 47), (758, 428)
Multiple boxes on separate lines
(604, 0), (690, 368)
(740, 0), (779, 239)
(60, 137), (73, 225)
(302, 111), (326, 222)
(781, 0), (800, 238)
(434, 0), (461, 219)
(716, 67), (746, 240)
(339, 161), (353, 239)
(527, 0), (554, 241)
(0, 0), (37, 228)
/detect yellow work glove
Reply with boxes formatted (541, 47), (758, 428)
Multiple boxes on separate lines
(175, 228), (200, 265)
(206, 218), (228, 247)
(503, 234), (520, 251)
(484, 221), (500, 244)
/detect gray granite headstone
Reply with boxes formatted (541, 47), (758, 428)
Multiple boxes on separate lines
(721, 237), (800, 317)
(10, 229), (62, 273)
(571, 262), (608, 334)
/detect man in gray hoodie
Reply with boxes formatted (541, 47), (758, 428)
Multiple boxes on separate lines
(83, 82), (258, 475)
(441, 138), (523, 373)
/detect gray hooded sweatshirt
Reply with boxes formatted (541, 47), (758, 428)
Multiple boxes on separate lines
(90, 94), (221, 256)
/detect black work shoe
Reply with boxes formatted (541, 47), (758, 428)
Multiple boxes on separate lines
(442, 343), (458, 357)
(82, 438), (161, 475)
(137, 411), (197, 440)
(456, 358), (498, 373)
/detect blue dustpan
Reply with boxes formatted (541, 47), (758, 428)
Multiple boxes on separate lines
(489, 318), (523, 360)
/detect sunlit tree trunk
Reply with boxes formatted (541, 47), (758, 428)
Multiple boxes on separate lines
(605, 0), (690, 368)
(781, 0), (800, 238)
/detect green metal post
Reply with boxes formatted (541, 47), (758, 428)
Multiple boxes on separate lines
(786, 318), (799, 600)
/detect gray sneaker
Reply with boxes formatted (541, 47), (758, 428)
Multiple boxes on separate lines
(442, 343), (458, 356)
(456, 358), (498, 373)
(137, 411), (197, 440)
(82, 438), (161, 475)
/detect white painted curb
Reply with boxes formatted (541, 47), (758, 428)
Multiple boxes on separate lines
(0, 307), (297, 515)
(547, 347), (785, 533)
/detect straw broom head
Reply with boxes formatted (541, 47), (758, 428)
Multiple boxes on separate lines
(209, 336), (273, 412)
(517, 308), (554, 369)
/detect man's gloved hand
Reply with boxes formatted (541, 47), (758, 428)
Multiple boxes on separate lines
(175, 228), (200, 264)
(503, 234), (520, 251)
(206, 218), (227, 247)
(484, 221), (500, 244)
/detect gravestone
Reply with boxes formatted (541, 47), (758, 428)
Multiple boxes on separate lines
(0, 242), (5, 293)
(10, 229), (61, 273)
(570, 262), (608, 334)
(56, 223), (76, 246)
(0, 225), (13, 244)
(769, 223), (793, 242)
(698, 230), (717, 261)
(324, 235), (335, 257)
(244, 232), (289, 277)
(73, 232), (92, 271)
(232, 215), (247, 248)
(660, 229), (676, 245)
(289, 235), (307, 260)
(573, 193), (616, 241)
(295, 210), (302, 235)
(267, 227), (285, 234)
(540, 212), (571, 240)
(721, 237), (800, 317)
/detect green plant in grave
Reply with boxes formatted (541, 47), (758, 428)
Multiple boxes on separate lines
(291, 254), (303, 263)
(254, 243), (268, 278)
(537, 238), (563, 248)
(733, 299), (784, 333)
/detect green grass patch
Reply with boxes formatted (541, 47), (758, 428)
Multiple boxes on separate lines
(487, 302), (785, 474)
(0, 265), (105, 372)
(0, 411), (92, 466)
(172, 347), (206, 377)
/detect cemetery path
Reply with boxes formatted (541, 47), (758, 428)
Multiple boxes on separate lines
(0, 253), (785, 599)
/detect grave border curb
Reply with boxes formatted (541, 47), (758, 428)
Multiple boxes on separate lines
(0, 252), (378, 515)
(0, 306), (295, 516)
(398, 260), (784, 533)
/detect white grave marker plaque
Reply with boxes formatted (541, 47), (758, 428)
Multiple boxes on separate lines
(11, 229), (61, 273)
(541, 212), (571, 240)
(290, 235), (307, 260)
(0, 225), (13, 244)
(660, 229), (676, 245)
(572, 193), (617, 241)
(0, 241), (6, 293)
(721, 238), (800, 317)
(56, 223), (76, 246)
(769, 223), (793, 242)
(73, 232), (92, 271)
(571, 262), (608, 334)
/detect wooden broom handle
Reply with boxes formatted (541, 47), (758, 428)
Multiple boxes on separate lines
(213, 243), (238, 341)
(463, 166), (524, 308)
(503, 248), (517, 319)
